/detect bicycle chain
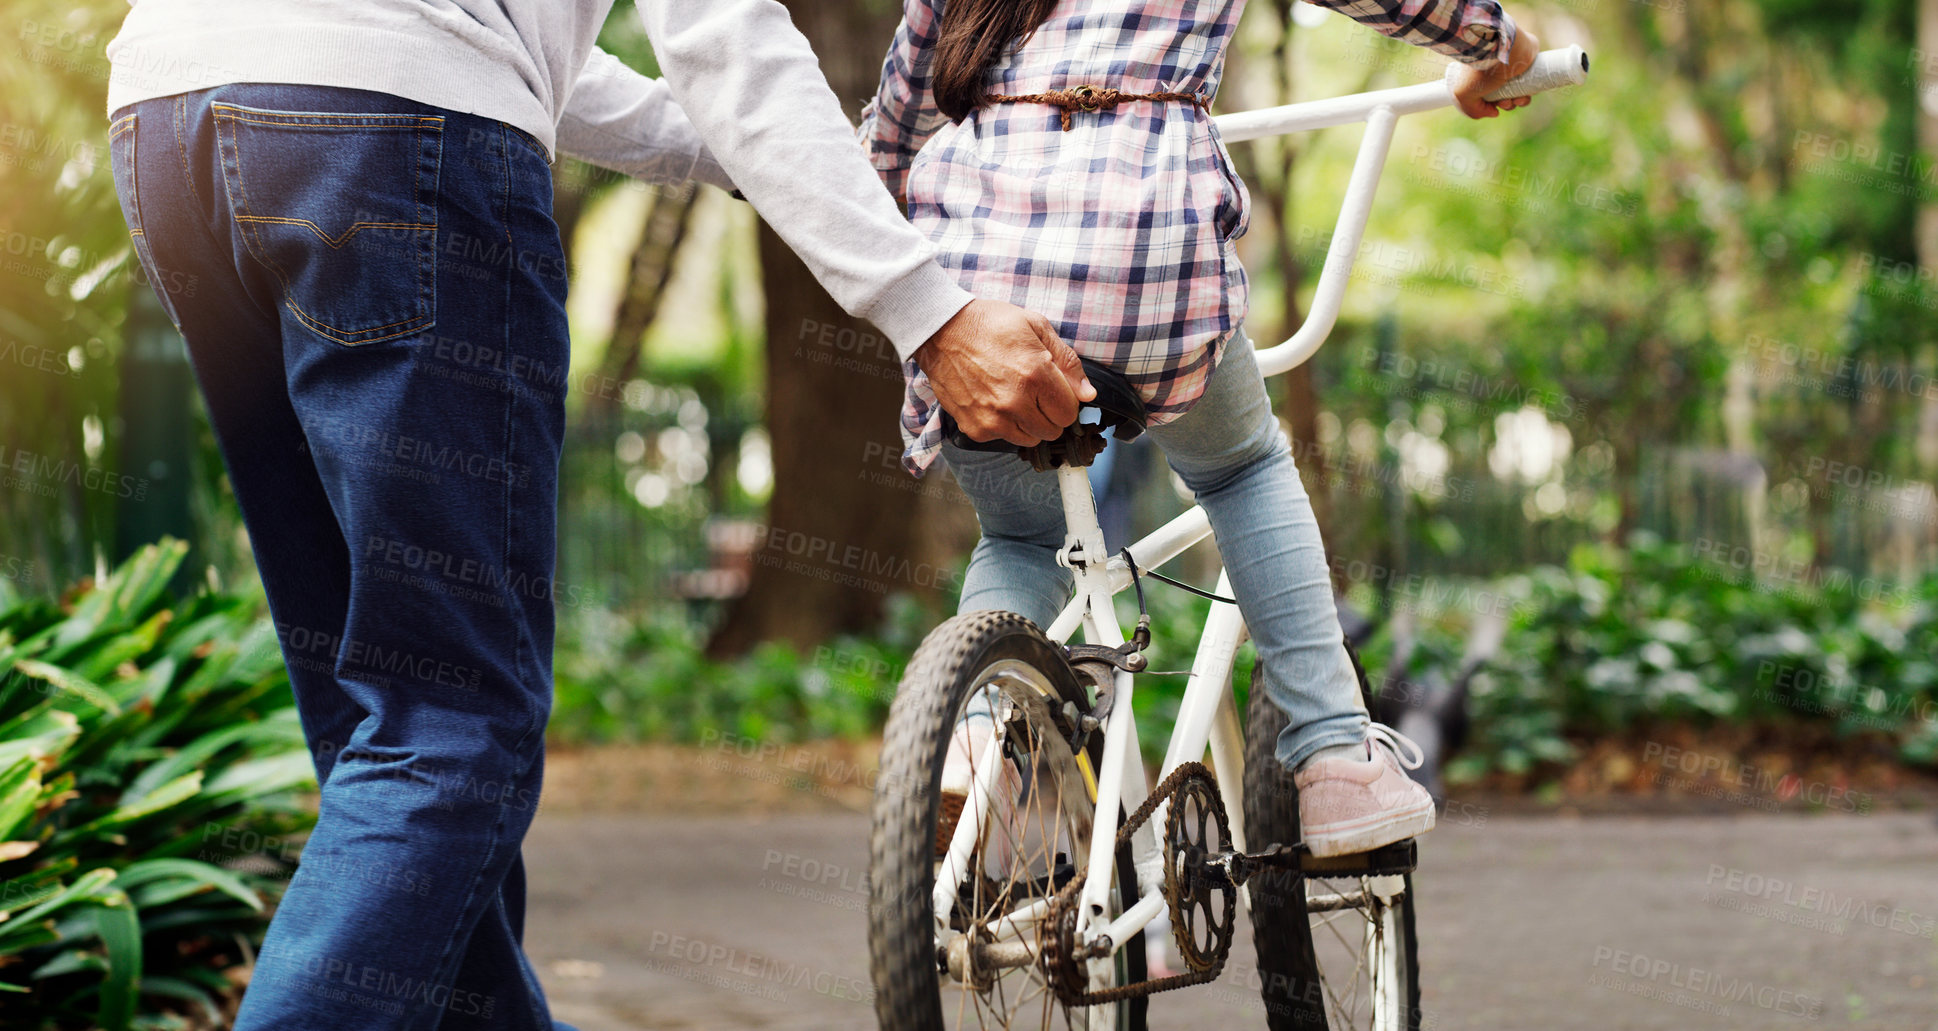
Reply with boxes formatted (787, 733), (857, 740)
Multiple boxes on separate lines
(1039, 761), (1235, 1006)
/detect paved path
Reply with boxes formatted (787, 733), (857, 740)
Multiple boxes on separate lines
(520, 810), (1937, 1030)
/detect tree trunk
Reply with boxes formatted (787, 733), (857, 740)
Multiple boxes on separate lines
(549, 160), (607, 258)
(589, 184), (698, 417)
(706, 0), (953, 657)
(1919, 0), (1938, 473)
(1922, 0), (1938, 275)
(1231, 3), (1333, 555)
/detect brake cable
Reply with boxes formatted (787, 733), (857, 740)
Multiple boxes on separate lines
(1120, 548), (1239, 608)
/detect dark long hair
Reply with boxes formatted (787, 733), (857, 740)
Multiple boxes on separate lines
(931, 0), (1062, 121)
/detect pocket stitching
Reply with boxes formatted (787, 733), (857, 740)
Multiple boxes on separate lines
(112, 110), (184, 329)
(285, 304), (431, 345)
(211, 102), (444, 130)
(214, 105), (440, 346)
(175, 94), (208, 218)
(216, 109), (298, 302)
(217, 117), (445, 132)
(112, 114), (142, 237)
(503, 123), (549, 162)
(232, 216), (435, 249)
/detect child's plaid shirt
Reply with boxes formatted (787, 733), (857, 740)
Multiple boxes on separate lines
(862, 0), (1517, 474)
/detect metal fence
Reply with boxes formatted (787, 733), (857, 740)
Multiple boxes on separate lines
(8, 386), (1932, 616)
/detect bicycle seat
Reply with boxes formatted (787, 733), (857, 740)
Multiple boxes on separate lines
(941, 357), (1147, 471)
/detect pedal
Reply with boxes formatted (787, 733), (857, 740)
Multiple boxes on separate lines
(1216, 837), (1419, 884)
(1202, 844), (1293, 889)
(1298, 837), (1418, 877)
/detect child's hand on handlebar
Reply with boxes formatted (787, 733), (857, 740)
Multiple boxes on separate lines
(1449, 25), (1541, 119)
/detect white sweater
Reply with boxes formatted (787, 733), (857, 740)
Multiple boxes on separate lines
(105, 0), (972, 359)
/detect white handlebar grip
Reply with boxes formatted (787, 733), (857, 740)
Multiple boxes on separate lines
(1451, 45), (1590, 102)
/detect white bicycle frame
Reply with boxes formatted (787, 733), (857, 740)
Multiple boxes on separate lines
(931, 46), (1590, 974)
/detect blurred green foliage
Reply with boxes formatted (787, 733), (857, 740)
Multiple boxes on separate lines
(0, 0), (1928, 1020)
(1434, 534), (1938, 781)
(0, 1), (146, 588)
(549, 593), (932, 744)
(1280, 0), (1935, 584)
(3, 1), (1936, 764)
(549, 536), (1937, 793)
(0, 541), (312, 1029)
(4, 0), (1930, 602)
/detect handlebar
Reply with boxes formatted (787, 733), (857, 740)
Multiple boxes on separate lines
(1213, 46), (1590, 144)
(1479, 45), (1591, 102)
(1209, 46), (1590, 377)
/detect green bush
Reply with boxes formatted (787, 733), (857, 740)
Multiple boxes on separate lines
(550, 598), (930, 745)
(1109, 537), (1936, 784)
(0, 541), (314, 1030)
(549, 580), (1250, 763)
(1454, 534), (1938, 781)
(549, 537), (1938, 791)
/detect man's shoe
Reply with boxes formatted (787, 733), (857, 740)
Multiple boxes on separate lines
(1294, 723), (1437, 858)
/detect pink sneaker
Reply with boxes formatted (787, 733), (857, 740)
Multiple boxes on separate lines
(1294, 724), (1437, 858)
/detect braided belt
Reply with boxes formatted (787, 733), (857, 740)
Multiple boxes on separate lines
(983, 83), (1207, 131)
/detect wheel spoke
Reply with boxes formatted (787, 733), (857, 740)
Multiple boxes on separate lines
(920, 662), (1126, 1030)
(1307, 877), (1363, 1028)
(1291, 873), (1417, 1031)
(1239, 677), (1415, 1031)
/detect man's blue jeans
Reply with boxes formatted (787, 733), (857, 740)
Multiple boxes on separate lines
(110, 85), (570, 1031)
(941, 331), (1369, 772)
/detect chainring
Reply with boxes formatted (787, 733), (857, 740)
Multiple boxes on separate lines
(1162, 768), (1237, 975)
(1038, 761), (1235, 1006)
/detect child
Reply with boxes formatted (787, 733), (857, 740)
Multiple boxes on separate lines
(861, 0), (1538, 857)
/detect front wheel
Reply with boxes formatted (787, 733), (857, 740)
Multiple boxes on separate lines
(869, 611), (1147, 1031)
(1243, 658), (1421, 1031)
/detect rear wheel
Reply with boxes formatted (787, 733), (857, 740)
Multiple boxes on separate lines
(1242, 652), (1421, 1030)
(870, 611), (1148, 1031)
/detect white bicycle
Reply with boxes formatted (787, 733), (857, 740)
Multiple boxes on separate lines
(868, 48), (1590, 1031)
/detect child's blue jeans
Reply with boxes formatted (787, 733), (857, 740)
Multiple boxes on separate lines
(940, 330), (1368, 771)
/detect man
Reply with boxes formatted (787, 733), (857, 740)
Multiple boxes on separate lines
(104, 2), (1091, 1027)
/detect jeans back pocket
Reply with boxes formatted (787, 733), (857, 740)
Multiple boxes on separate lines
(213, 103), (442, 346)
